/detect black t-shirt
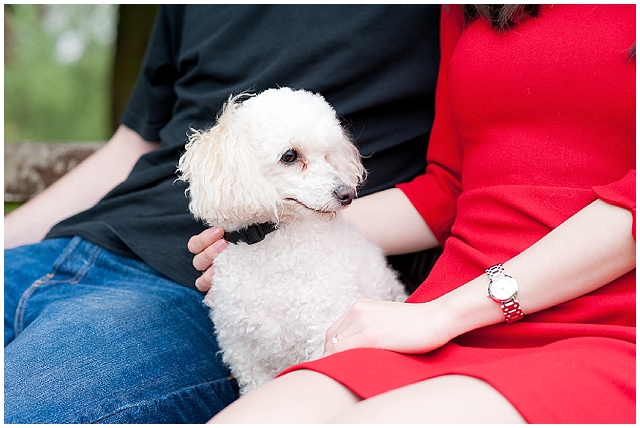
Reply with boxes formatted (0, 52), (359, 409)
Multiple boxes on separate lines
(46, 5), (441, 290)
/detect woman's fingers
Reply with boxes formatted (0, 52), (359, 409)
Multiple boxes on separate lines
(323, 299), (375, 356)
(322, 299), (446, 357)
(323, 311), (350, 354)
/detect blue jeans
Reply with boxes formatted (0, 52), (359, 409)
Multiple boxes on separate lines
(4, 237), (239, 423)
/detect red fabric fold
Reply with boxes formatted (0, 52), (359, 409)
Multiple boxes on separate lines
(593, 169), (636, 239)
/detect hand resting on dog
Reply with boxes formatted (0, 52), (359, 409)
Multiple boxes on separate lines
(188, 226), (227, 292)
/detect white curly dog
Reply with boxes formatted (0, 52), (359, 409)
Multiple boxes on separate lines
(177, 87), (407, 395)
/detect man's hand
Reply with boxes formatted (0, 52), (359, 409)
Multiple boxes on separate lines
(188, 227), (228, 291)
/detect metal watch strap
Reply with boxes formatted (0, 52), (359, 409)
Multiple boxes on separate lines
(501, 298), (524, 324)
(486, 263), (506, 281)
(486, 264), (524, 324)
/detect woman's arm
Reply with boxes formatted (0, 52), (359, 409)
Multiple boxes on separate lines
(4, 125), (159, 249)
(323, 198), (636, 355)
(342, 188), (440, 255)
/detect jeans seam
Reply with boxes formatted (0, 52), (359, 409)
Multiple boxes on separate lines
(13, 244), (103, 338)
(89, 377), (237, 424)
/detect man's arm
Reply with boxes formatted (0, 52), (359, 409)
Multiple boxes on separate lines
(4, 125), (160, 249)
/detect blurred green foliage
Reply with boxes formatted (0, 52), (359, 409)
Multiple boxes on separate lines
(4, 202), (22, 215)
(4, 4), (116, 143)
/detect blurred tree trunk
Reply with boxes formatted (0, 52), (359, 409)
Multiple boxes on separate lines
(4, 5), (14, 63)
(110, 4), (158, 134)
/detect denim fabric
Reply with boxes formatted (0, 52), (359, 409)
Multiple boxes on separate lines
(4, 237), (239, 424)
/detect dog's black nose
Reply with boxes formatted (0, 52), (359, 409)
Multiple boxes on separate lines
(334, 186), (355, 206)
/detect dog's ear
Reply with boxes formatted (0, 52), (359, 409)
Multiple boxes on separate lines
(177, 98), (281, 227)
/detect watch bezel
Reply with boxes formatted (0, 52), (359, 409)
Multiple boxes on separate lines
(488, 275), (519, 302)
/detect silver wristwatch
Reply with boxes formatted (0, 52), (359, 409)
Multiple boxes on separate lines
(486, 264), (524, 324)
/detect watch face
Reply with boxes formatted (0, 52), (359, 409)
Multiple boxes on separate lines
(489, 276), (518, 301)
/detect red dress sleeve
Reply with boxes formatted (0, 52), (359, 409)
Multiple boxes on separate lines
(592, 169), (636, 239)
(396, 6), (465, 246)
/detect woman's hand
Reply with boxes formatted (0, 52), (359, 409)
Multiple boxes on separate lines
(323, 298), (455, 357)
(187, 227), (228, 291)
(324, 199), (636, 358)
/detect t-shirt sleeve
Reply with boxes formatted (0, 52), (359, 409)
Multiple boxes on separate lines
(592, 169), (636, 240)
(396, 6), (465, 247)
(119, 5), (182, 142)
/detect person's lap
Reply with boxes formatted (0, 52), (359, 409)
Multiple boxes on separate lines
(5, 237), (525, 424)
(4, 237), (238, 424)
(211, 369), (526, 424)
(331, 374), (526, 423)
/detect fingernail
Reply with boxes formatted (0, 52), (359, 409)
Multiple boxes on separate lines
(210, 227), (224, 239)
(213, 239), (227, 252)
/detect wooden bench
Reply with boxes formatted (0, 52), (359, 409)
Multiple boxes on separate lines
(4, 142), (104, 203)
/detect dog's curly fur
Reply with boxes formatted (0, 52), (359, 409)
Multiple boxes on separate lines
(177, 88), (407, 395)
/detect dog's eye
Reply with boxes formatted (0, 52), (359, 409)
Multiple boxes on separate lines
(280, 149), (298, 164)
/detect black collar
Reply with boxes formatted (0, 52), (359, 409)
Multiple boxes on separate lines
(223, 222), (278, 245)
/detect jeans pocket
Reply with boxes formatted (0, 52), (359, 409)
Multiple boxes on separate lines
(12, 237), (102, 339)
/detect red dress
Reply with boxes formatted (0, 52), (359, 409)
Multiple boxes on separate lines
(280, 5), (636, 423)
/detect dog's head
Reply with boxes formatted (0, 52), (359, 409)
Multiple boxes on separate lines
(177, 88), (365, 230)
